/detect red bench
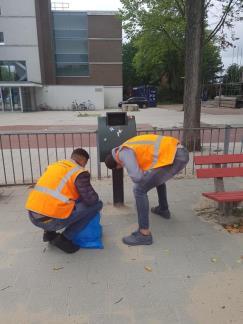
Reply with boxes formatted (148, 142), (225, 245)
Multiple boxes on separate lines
(194, 154), (243, 215)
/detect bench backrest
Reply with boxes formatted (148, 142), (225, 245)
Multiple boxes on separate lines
(194, 154), (243, 165)
(194, 154), (243, 179)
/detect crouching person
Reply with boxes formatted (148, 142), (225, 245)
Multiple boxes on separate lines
(25, 148), (103, 253)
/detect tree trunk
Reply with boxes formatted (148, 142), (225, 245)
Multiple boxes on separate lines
(183, 0), (205, 151)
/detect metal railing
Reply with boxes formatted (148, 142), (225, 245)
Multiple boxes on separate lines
(0, 126), (243, 186)
(0, 130), (96, 186)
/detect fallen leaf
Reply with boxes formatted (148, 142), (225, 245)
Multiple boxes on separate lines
(0, 285), (11, 292)
(225, 225), (232, 230)
(144, 266), (152, 272)
(239, 226), (243, 233)
(162, 249), (171, 256)
(211, 257), (218, 263)
(224, 225), (240, 233)
(53, 267), (64, 271)
(229, 228), (240, 234)
(114, 297), (124, 304)
(223, 224), (243, 234)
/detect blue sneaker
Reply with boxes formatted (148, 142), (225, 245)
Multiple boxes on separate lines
(122, 231), (153, 246)
(151, 206), (171, 219)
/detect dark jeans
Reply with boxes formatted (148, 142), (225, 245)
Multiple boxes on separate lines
(29, 200), (103, 240)
(156, 183), (169, 211)
(133, 147), (189, 230)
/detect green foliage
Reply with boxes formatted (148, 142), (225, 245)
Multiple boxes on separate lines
(122, 42), (141, 88)
(121, 0), (223, 102)
(223, 63), (243, 83)
(120, 0), (186, 43)
(134, 33), (185, 101)
(120, 0), (243, 47)
(202, 40), (223, 83)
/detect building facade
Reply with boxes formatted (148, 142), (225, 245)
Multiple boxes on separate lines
(0, 0), (122, 112)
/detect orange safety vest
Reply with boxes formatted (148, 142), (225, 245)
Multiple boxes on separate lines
(118, 134), (179, 171)
(25, 160), (86, 219)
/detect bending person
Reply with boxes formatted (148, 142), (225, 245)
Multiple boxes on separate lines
(105, 134), (189, 246)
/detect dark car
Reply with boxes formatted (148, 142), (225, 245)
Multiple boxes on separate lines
(118, 96), (149, 108)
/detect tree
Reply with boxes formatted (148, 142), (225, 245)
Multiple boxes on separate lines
(122, 41), (142, 94)
(120, 0), (243, 149)
(183, 0), (205, 151)
(133, 33), (185, 101)
(121, 0), (187, 100)
(223, 63), (243, 83)
(182, 0), (243, 149)
(126, 30), (222, 102)
(120, 1), (243, 47)
(202, 40), (223, 83)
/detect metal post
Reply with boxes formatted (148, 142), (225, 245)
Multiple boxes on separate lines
(221, 124), (231, 213)
(112, 168), (124, 206)
(0, 87), (3, 111)
(96, 132), (102, 180)
(224, 125), (231, 154)
(19, 87), (23, 112)
(218, 82), (222, 108)
(9, 87), (13, 112)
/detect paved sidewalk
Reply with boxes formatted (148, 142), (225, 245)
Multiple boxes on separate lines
(1, 105), (243, 130)
(1, 176), (243, 324)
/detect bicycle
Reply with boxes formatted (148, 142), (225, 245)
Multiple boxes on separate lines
(86, 99), (95, 111)
(72, 100), (87, 111)
(72, 100), (95, 111)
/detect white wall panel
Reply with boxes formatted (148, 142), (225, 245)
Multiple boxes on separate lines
(104, 86), (122, 108)
(35, 85), (105, 110)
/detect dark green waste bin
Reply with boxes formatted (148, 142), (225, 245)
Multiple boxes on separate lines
(97, 112), (136, 162)
(97, 112), (137, 205)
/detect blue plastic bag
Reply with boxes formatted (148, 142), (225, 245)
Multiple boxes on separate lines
(71, 212), (103, 249)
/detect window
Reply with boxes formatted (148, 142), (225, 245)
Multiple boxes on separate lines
(56, 63), (89, 76)
(0, 61), (27, 81)
(52, 12), (89, 77)
(54, 29), (88, 39)
(55, 39), (88, 54)
(53, 13), (87, 30)
(55, 54), (88, 63)
(0, 32), (4, 44)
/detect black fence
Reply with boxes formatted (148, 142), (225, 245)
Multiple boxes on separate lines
(0, 126), (243, 186)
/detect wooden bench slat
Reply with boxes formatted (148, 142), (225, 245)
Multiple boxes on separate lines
(196, 167), (243, 178)
(194, 154), (243, 165)
(203, 191), (243, 202)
